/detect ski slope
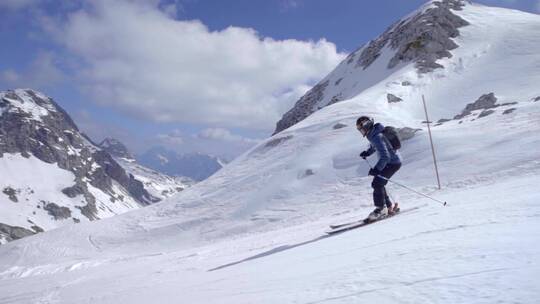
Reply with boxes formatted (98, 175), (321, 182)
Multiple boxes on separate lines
(1, 2), (539, 303)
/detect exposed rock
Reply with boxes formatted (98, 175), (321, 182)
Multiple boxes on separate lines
(250, 135), (294, 157)
(387, 93), (403, 103)
(31, 225), (44, 233)
(2, 187), (18, 202)
(328, 94), (343, 106)
(334, 78), (343, 86)
(43, 202), (72, 220)
(437, 118), (452, 124)
(274, 81), (329, 134)
(77, 202), (99, 221)
(298, 169), (315, 179)
(98, 137), (134, 160)
(502, 108), (516, 115)
(401, 81), (412, 86)
(465, 93), (497, 111)
(454, 93), (498, 119)
(478, 109), (495, 118)
(356, 0), (469, 73)
(398, 127), (422, 141)
(62, 184), (85, 198)
(533, 96), (540, 102)
(264, 135), (293, 148)
(345, 52), (356, 64)
(333, 123), (348, 130)
(0, 223), (35, 242)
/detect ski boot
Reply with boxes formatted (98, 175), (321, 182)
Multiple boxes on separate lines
(387, 202), (400, 215)
(366, 206), (388, 222)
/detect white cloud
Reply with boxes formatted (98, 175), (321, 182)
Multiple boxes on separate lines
(197, 128), (260, 144)
(47, 0), (344, 130)
(157, 129), (184, 145)
(154, 127), (260, 158)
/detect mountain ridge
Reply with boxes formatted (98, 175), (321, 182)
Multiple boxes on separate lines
(274, 0), (471, 134)
(0, 89), (187, 243)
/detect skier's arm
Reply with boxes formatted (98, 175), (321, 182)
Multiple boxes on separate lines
(373, 134), (390, 171)
(366, 145), (375, 156)
(360, 145), (375, 159)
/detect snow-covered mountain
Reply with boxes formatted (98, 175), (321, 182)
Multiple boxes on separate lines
(98, 137), (135, 160)
(115, 157), (194, 200)
(0, 89), (187, 243)
(275, 0), (493, 134)
(1, 1), (539, 303)
(98, 138), (194, 199)
(137, 146), (224, 181)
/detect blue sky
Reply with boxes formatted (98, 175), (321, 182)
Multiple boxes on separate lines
(1, 0), (538, 159)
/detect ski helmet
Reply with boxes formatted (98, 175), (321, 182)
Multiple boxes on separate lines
(356, 116), (374, 137)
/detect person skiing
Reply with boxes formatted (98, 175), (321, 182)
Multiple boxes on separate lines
(357, 116), (402, 221)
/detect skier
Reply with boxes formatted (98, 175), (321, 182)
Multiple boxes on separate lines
(357, 116), (402, 221)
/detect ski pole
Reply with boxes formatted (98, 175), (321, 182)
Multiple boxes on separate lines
(364, 159), (447, 206)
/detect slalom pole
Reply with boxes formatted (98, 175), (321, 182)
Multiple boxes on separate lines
(364, 159), (447, 206)
(422, 95), (442, 190)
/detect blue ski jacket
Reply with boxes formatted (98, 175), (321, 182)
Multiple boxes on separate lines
(365, 123), (402, 171)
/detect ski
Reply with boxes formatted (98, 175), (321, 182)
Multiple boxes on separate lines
(326, 205), (423, 235)
(329, 204), (400, 229)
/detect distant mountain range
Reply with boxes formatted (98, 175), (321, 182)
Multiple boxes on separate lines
(137, 146), (225, 182)
(97, 136), (225, 182)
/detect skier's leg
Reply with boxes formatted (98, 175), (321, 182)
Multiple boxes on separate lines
(369, 176), (389, 220)
(371, 176), (386, 209)
(380, 163), (402, 209)
(383, 188), (392, 209)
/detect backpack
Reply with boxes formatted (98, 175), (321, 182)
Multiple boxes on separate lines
(382, 126), (401, 150)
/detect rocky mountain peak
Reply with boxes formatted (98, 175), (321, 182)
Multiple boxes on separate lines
(273, 0), (471, 135)
(1, 89), (160, 242)
(1, 89), (79, 131)
(99, 137), (135, 160)
(352, 0), (469, 73)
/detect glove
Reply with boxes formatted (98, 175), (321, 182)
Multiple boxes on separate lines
(359, 151), (369, 159)
(368, 168), (380, 176)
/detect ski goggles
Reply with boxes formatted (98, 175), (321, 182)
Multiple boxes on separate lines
(356, 123), (369, 136)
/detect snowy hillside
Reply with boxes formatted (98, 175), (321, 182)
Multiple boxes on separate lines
(0, 89), (187, 244)
(0, 1), (539, 303)
(116, 157), (193, 200)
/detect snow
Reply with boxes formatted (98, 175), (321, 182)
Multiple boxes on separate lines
(0, 153), (84, 232)
(0, 2), (539, 303)
(115, 157), (191, 200)
(0, 154), (144, 240)
(0, 89), (56, 122)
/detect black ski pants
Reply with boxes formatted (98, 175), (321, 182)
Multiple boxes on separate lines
(372, 163), (401, 209)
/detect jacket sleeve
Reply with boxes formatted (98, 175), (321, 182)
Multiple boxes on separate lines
(372, 133), (390, 171)
(366, 144), (375, 156)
